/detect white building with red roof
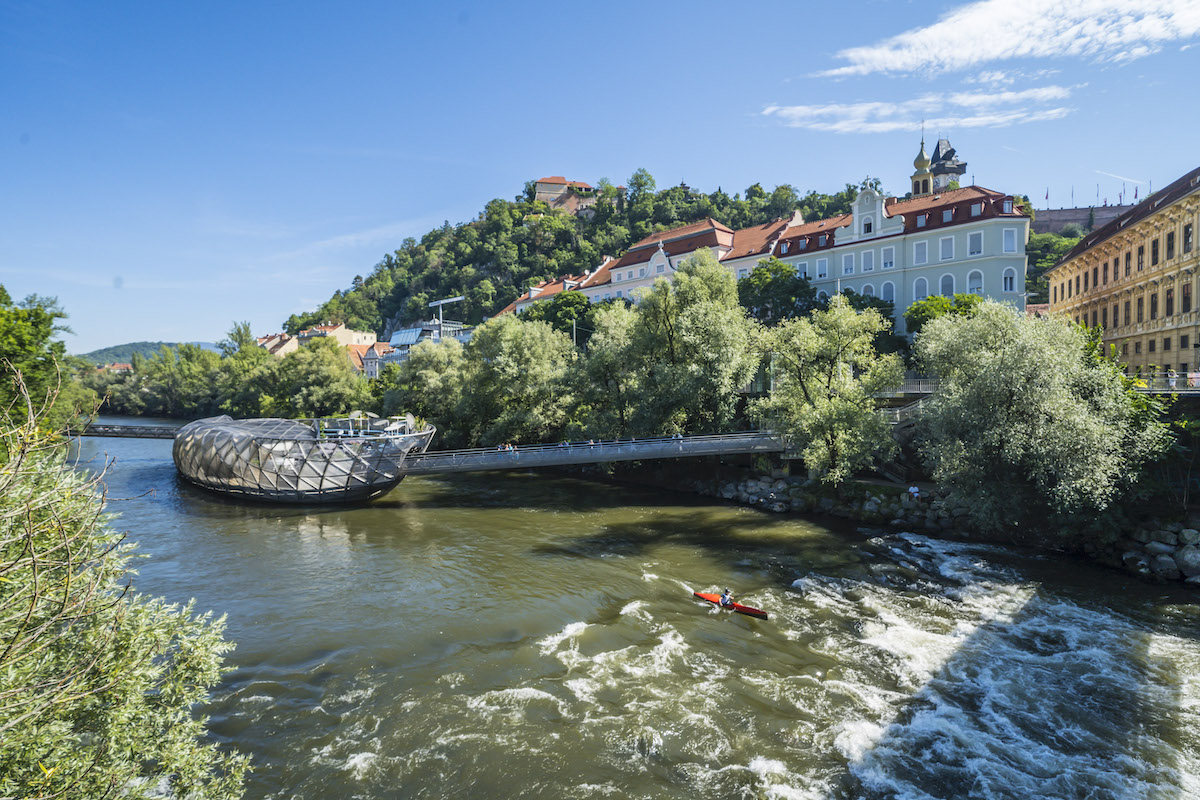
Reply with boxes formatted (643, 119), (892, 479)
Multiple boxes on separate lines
(511, 141), (1028, 335)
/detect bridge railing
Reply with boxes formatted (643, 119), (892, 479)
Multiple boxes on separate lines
(402, 431), (786, 475)
(1129, 373), (1200, 393)
(875, 378), (939, 398)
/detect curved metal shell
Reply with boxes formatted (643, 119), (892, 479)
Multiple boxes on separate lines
(172, 415), (434, 503)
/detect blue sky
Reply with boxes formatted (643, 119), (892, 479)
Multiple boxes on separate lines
(3, 0), (1199, 353)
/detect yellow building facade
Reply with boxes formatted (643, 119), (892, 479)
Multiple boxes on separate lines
(1047, 166), (1200, 377)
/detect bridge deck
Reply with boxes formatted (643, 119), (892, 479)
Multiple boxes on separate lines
(401, 432), (785, 475)
(76, 424), (181, 439)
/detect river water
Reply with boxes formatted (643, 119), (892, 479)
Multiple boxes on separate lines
(76, 433), (1200, 799)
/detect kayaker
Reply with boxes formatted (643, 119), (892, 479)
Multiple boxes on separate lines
(719, 589), (735, 608)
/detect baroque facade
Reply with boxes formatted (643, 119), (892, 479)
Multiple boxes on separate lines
(1046, 166), (1200, 376)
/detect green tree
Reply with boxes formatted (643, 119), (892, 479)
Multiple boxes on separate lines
(376, 338), (468, 447)
(751, 295), (903, 484)
(903, 292), (984, 338)
(913, 301), (1169, 539)
(0, 287), (94, 429)
(216, 323), (279, 418)
(1025, 231), (1081, 303)
(579, 303), (639, 438)
(273, 337), (369, 418)
(460, 315), (576, 445)
(737, 257), (817, 326)
(518, 290), (597, 346)
(628, 249), (761, 434)
(0, 376), (247, 798)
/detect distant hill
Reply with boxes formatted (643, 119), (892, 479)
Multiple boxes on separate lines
(75, 341), (219, 365)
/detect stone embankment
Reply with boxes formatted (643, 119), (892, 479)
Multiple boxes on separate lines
(1115, 526), (1200, 585)
(693, 472), (1200, 587)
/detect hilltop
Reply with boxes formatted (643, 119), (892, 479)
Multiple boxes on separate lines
(281, 171), (873, 338)
(75, 341), (219, 365)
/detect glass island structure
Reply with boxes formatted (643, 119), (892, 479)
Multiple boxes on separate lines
(172, 414), (435, 503)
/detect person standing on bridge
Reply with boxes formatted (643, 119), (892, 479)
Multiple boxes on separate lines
(1169, 370), (1178, 390)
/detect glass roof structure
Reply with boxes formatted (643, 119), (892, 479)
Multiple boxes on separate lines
(173, 414), (435, 503)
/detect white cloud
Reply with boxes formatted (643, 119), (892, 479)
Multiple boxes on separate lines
(821, 0), (1200, 77)
(763, 86), (1074, 134)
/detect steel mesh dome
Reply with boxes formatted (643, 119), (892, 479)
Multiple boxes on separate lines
(172, 415), (434, 503)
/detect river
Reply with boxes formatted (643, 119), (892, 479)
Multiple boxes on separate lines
(75, 432), (1200, 799)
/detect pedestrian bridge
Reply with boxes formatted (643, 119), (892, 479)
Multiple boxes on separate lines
(400, 432), (786, 475)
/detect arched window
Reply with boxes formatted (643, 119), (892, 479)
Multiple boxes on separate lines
(862, 215), (874, 235)
(922, 179), (929, 194)
(968, 270), (984, 295)
(817, 290), (829, 302)
(1003, 267), (1017, 293)
(940, 274), (955, 296)
(914, 277), (928, 300)
(882, 282), (895, 303)
(862, 284), (875, 297)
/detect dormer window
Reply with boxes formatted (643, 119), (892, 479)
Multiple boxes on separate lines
(1003, 200), (1014, 213)
(970, 202), (983, 217)
(942, 209), (953, 223)
(781, 242), (789, 254)
(862, 216), (874, 234)
(916, 214), (927, 228)
(796, 239), (806, 250)
(818, 234), (828, 246)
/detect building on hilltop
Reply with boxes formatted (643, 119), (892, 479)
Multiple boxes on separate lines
(534, 176), (593, 204)
(1045, 165), (1200, 377)
(1031, 204), (1138, 235)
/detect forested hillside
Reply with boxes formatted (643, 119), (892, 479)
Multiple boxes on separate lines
(76, 340), (218, 364)
(282, 170), (878, 336)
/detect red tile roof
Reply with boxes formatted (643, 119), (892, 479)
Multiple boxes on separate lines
(535, 176), (593, 190)
(578, 257), (618, 290)
(727, 219), (790, 261)
(496, 273), (587, 316)
(345, 344), (371, 371)
(625, 218), (735, 252)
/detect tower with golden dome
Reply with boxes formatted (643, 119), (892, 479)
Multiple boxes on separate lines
(911, 138), (932, 197)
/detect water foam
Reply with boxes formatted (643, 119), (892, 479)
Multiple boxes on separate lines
(538, 621), (589, 655)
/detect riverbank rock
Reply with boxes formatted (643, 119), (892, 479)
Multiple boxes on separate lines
(1145, 540), (1177, 556)
(1150, 554), (1182, 580)
(1180, 529), (1200, 546)
(1175, 545), (1200, 578)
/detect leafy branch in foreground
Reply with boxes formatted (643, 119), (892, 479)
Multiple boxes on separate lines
(0, 372), (247, 799)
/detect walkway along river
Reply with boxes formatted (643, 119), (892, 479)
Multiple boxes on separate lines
(77, 431), (1200, 799)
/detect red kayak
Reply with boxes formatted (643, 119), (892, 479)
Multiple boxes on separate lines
(694, 592), (768, 620)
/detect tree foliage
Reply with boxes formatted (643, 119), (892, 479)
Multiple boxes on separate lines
(1025, 231), (1081, 304)
(737, 257), (817, 326)
(0, 375), (246, 798)
(625, 249), (761, 435)
(0, 287), (95, 430)
(913, 301), (1169, 539)
(751, 295), (903, 484)
(459, 315), (577, 445)
(903, 292), (984, 338)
